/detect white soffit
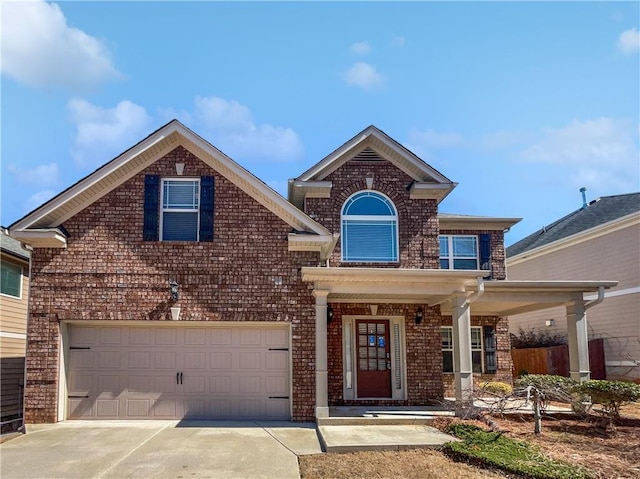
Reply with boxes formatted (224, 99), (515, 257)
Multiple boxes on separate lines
(438, 214), (522, 231)
(10, 120), (332, 249)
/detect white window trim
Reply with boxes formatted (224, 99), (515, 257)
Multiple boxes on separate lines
(343, 315), (406, 401)
(0, 260), (23, 299)
(441, 326), (484, 374)
(159, 177), (201, 242)
(439, 235), (479, 270)
(341, 191), (399, 263)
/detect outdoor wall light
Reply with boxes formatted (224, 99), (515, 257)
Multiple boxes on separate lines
(169, 280), (179, 302)
(415, 307), (424, 325)
(327, 305), (334, 324)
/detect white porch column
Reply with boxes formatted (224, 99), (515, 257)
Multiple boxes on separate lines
(566, 300), (590, 383)
(313, 289), (330, 418)
(452, 294), (473, 405)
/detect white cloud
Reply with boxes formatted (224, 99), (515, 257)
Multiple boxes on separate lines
(350, 41), (371, 55)
(345, 62), (383, 91)
(407, 128), (466, 149)
(26, 190), (57, 212)
(7, 162), (62, 187)
(68, 99), (152, 168)
(1, 0), (122, 91)
(617, 27), (640, 53)
(192, 96), (304, 162)
(521, 118), (639, 191)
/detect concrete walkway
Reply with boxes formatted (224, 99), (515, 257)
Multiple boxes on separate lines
(0, 421), (322, 479)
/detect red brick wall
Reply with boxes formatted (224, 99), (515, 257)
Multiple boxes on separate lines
(304, 160), (440, 269)
(25, 146), (319, 422)
(327, 303), (444, 406)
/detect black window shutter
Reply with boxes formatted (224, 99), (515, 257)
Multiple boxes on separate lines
(199, 176), (214, 242)
(479, 233), (491, 275)
(483, 325), (497, 373)
(143, 175), (160, 241)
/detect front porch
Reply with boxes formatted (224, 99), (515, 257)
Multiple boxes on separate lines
(302, 267), (617, 419)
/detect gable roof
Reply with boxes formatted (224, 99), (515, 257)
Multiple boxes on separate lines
(288, 125), (457, 208)
(507, 192), (640, 258)
(9, 120), (334, 255)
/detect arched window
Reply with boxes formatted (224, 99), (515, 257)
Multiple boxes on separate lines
(341, 191), (398, 262)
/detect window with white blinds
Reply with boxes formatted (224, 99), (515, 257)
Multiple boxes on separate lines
(341, 191), (398, 262)
(161, 179), (200, 241)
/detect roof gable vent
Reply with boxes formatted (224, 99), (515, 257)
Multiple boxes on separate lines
(350, 147), (384, 162)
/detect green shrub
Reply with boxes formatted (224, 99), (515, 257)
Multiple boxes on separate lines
(478, 381), (513, 395)
(444, 423), (593, 479)
(574, 380), (640, 419)
(515, 375), (578, 411)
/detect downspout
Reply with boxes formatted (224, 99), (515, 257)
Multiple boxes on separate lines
(584, 286), (605, 310)
(465, 277), (485, 306)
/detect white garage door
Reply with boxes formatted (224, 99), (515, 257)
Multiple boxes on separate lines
(67, 323), (290, 420)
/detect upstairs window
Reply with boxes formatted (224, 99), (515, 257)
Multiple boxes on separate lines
(341, 191), (398, 262)
(143, 175), (214, 242)
(439, 235), (478, 270)
(161, 179), (200, 241)
(1, 261), (22, 298)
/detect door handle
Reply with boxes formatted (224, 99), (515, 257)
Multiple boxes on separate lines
(176, 372), (180, 385)
(180, 372), (183, 384)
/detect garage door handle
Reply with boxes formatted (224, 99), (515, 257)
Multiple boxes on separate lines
(70, 346), (91, 350)
(269, 396), (289, 399)
(69, 395), (89, 399)
(268, 348), (289, 351)
(180, 372), (183, 384)
(176, 372), (180, 385)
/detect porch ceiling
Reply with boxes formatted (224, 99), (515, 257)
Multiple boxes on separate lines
(300, 267), (618, 316)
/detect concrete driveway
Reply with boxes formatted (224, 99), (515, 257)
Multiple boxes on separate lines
(0, 420), (322, 479)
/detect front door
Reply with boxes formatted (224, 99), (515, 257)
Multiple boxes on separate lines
(356, 320), (391, 398)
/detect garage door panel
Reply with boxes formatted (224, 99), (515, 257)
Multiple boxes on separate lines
(209, 328), (233, 345)
(184, 328), (207, 345)
(155, 329), (178, 345)
(184, 351), (206, 369)
(68, 324), (290, 420)
(152, 399), (177, 418)
(69, 350), (93, 369)
(238, 376), (261, 394)
(128, 375), (150, 393)
(210, 376), (232, 394)
(265, 351), (287, 370)
(210, 352), (232, 369)
(70, 326), (95, 345)
(97, 374), (121, 392)
(154, 375), (177, 393)
(69, 399), (94, 418)
(129, 328), (152, 345)
(128, 351), (151, 369)
(184, 375), (207, 393)
(127, 399), (151, 417)
(239, 352), (262, 369)
(154, 351), (177, 369)
(98, 351), (122, 369)
(98, 328), (122, 345)
(96, 399), (119, 417)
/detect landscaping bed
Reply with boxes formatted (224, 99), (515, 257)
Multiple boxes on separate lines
(298, 403), (640, 479)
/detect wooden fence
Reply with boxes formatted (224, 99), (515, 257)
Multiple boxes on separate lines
(511, 338), (605, 379)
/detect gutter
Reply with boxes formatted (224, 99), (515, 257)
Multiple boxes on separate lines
(584, 286), (605, 310)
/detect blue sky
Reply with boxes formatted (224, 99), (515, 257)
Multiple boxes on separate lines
(2, 1), (639, 245)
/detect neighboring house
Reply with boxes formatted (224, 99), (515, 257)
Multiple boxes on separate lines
(9, 121), (616, 423)
(1, 229), (31, 431)
(507, 192), (640, 382)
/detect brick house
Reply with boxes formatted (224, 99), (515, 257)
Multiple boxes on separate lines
(9, 121), (616, 423)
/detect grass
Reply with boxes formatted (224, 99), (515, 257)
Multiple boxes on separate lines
(443, 423), (593, 479)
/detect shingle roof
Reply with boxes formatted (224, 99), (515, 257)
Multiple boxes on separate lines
(1, 230), (31, 260)
(506, 192), (640, 258)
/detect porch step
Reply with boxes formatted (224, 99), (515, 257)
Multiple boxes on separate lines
(318, 414), (452, 426)
(316, 424), (459, 453)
